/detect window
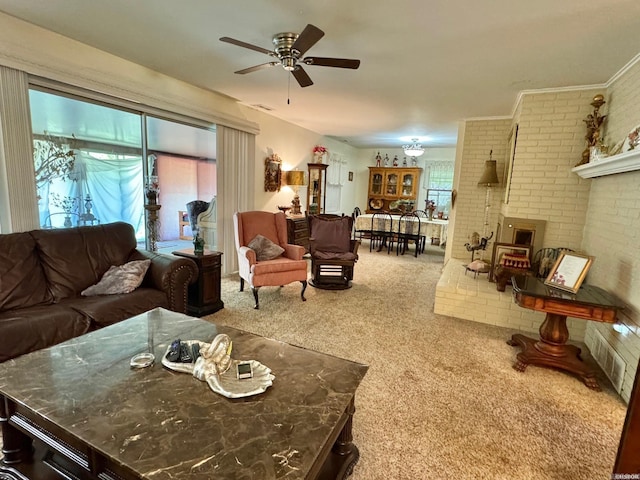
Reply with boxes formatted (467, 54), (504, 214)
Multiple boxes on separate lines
(425, 161), (454, 215)
(29, 89), (217, 245)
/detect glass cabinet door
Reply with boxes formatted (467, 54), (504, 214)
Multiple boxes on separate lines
(307, 163), (328, 215)
(400, 173), (415, 197)
(372, 173), (383, 195)
(385, 173), (398, 196)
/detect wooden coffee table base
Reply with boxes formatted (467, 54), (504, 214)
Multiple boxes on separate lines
(507, 312), (600, 391)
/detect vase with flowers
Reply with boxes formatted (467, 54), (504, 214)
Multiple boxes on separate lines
(426, 200), (437, 220)
(312, 145), (327, 163)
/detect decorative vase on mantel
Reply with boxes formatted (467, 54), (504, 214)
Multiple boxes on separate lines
(313, 152), (325, 164)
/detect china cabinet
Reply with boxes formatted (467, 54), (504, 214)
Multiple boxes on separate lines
(366, 167), (422, 213)
(306, 163), (328, 215)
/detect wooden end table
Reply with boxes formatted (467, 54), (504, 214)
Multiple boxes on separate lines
(172, 249), (224, 316)
(508, 276), (623, 390)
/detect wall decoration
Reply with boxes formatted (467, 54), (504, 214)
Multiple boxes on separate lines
(264, 154), (282, 192)
(544, 252), (594, 294)
(576, 94), (607, 167)
(348, 171), (354, 182)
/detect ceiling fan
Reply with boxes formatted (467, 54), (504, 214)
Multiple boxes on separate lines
(220, 24), (360, 87)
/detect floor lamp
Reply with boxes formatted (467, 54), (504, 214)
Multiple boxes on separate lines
(476, 150), (500, 263)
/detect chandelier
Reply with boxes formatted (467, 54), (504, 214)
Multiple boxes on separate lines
(402, 138), (425, 157)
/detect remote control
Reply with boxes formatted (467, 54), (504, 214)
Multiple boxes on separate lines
(166, 339), (181, 362)
(179, 343), (193, 363)
(191, 343), (200, 361)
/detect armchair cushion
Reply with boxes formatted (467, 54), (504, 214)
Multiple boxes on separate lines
(248, 234), (285, 261)
(309, 216), (351, 253)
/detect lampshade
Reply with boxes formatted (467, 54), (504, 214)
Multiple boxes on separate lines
(402, 138), (425, 157)
(478, 151), (499, 186)
(285, 170), (305, 187)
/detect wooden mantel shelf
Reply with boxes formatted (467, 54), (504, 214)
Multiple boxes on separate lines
(572, 148), (640, 178)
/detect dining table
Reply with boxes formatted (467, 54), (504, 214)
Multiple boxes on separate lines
(354, 213), (448, 245)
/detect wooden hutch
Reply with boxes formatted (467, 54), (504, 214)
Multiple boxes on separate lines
(366, 166), (422, 213)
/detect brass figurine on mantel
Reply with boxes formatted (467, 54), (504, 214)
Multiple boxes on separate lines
(576, 94), (607, 167)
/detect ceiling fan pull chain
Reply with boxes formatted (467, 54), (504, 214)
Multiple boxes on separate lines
(287, 73), (291, 105)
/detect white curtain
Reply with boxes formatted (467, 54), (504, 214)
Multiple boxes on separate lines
(38, 151), (145, 237)
(0, 66), (38, 232)
(217, 125), (255, 275)
(325, 153), (346, 214)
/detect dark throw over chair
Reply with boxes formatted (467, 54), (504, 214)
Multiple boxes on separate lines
(308, 214), (361, 290)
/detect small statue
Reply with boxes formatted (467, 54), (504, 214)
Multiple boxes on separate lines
(576, 94), (607, 166)
(393, 155), (399, 166)
(192, 334), (233, 381)
(193, 232), (205, 255)
(384, 154), (390, 167)
(375, 151), (382, 167)
(402, 157), (408, 167)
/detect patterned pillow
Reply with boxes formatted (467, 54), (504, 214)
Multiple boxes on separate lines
(247, 234), (285, 261)
(81, 259), (151, 296)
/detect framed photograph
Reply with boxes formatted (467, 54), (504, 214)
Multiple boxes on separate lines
(489, 242), (531, 282)
(544, 252), (594, 293)
(348, 171), (354, 182)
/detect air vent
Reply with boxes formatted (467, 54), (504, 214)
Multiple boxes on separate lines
(589, 329), (626, 393)
(250, 104), (274, 111)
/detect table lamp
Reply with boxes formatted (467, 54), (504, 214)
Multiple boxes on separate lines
(285, 170), (306, 215)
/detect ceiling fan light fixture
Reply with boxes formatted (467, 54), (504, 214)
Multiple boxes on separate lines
(403, 138), (425, 157)
(282, 57), (296, 71)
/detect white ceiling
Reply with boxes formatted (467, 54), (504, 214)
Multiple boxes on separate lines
(1, 0), (640, 148)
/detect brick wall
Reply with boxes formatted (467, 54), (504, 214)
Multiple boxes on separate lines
(449, 118), (510, 260)
(443, 62), (640, 401)
(583, 59), (640, 403)
(505, 89), (597, 249)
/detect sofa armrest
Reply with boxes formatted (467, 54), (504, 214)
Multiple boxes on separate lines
(129, 250), (198, 314)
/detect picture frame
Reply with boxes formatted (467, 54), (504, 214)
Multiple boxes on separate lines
(544, 252), (594, 294)
(348, 171), (354, 182)
(489, 242), (531, 282)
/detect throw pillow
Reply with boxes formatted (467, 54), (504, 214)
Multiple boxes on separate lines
(247, 234), (285, 261)
(81, 259), (151, 296)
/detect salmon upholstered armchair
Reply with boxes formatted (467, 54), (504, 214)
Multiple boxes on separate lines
(233, 211), (308, 309)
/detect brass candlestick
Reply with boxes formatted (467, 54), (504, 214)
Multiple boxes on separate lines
(576, 94), (607, 167)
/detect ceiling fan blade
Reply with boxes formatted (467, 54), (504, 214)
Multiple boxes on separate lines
(235, 62), (279, 74)
(291, 24), (324, 56)
(292, 66), (314, 88)
(303, 57), (361, 69)
(220, 36), (275, 57)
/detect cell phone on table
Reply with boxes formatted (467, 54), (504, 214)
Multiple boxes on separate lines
(236, 361), (253, 380)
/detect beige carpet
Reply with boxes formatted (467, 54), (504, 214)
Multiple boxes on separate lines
(205, 244), (627, 480)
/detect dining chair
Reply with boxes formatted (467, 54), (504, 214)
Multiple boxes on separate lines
(396, 212), (422, 257)
(413, 210), (429, 253)
(370, 212), (394, 253)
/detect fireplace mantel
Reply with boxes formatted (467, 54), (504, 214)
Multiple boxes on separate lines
(572, 149), (640, 178)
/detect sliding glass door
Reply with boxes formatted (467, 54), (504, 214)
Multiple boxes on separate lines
(29, 88), (217, 247)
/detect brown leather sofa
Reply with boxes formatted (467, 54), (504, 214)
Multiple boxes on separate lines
(0, 222), (198, 362)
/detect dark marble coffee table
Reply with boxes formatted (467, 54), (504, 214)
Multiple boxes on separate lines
(0, 308), (368, 479)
